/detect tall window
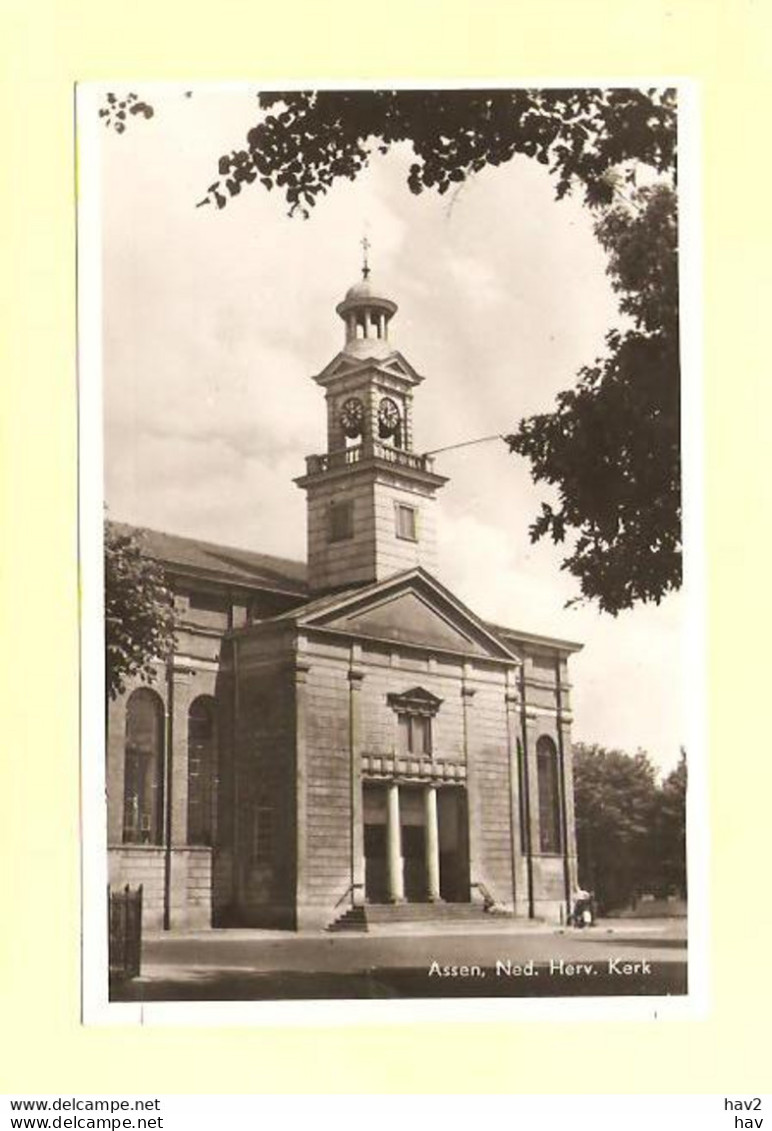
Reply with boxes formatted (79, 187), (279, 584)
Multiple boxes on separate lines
(398, 713), (432, 755)
(536, 735), (563, 854)
(388, 687), (442, 757)
(187, 696), (217, 846)
(123, 689), (164, 845)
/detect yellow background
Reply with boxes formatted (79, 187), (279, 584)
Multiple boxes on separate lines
(1, 0), (769, 1093)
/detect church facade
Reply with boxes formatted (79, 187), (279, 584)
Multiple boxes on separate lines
(106, 271), (582, 931)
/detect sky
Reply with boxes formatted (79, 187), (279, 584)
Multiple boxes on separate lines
(98, 86), (683, 773)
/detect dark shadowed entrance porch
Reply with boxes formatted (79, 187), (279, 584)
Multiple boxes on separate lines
(363, 781), (469, 904)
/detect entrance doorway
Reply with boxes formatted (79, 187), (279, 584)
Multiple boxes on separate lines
(362, 781), (469, 903)
(437, 786), (470, 902)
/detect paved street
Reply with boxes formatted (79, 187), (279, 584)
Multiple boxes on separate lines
(112, 919), (687, 1002)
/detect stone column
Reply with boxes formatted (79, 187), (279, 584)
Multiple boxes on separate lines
(386, 782), (404, 902)
(424, 785), (441, 901)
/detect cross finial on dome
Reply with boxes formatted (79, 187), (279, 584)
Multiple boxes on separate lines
(361, 235), (371, 280)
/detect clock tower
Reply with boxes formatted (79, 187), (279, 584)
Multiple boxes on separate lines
(296, 262), (448, 594)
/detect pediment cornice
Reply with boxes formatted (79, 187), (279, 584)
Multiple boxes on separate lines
(312, 350), (423, 389)
(293, 568), (522, 664)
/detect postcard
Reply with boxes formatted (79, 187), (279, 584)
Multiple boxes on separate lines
(77, 82), (704, 1024)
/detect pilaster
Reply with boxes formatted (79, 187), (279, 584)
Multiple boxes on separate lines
(169, 665), (193, 848)
(505, 670), (525, 911)
(348, 645), (366, 908)
(461, 664), (480, 899)
(293, 649), (311, 926)
(106, 694), (127, 844)
(558, 706), (579, 894)
(522, 705), (541, 860)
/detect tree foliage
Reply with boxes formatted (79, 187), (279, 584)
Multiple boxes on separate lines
(197, 88), (676, 216)
(573, 743), (659, 911)
(573, 743), (687, 911)
(196, 87), (680, 614)
(654, 748), (687, 898)
(102, 86), (681, 614)
(506, 183), (680, 613)
(99, 91), (154, 134)
(104, 522), (176, 701)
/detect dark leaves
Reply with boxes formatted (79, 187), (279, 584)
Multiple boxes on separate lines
(574, 743), (686, 910)
(197, 87), (677, 216)
(104, 522), (176, 701)
(99, 91), (155, 133)
(507, 185), (680, 614)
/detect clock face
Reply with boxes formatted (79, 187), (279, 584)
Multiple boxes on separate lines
(378, 396), (401, 438)
(339, 396), (364, 438)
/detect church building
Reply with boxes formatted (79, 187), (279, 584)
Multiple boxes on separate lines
(106, 267), (582, 931)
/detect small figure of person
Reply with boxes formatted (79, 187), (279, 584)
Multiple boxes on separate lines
(571, 887), (593, 928)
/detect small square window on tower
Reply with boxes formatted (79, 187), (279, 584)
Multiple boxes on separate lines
(395, 502), (418, 541)
(329, 499), (354, 542)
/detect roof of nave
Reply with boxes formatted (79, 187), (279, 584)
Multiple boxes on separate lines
(109, 522), (309, 597)
(110, 523), (582, 653)
(486, 620), (583, 656)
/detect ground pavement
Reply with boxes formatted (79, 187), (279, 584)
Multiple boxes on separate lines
(111, 918), (687, 1002)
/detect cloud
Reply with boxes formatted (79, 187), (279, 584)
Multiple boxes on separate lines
(437, 505), (684, 771)
(98, 88), (683, 772)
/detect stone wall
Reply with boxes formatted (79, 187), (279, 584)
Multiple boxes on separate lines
(105, 627), (222, 930)
(299, 650), (353, 928)
(230, 629), (298, 928)
(105, 576), (581, 931)
(304, 469), (439, 592)
(294, 631), (560, 927)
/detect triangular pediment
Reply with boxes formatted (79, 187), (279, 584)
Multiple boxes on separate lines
(314, 350), (423, 388)
(296, 570), (519, 662)
(387, 686), (443, 714)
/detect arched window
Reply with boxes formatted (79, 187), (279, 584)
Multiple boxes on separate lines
(536, 735), (563, 854)
(187, 696), (217, 846)
(123, 689), (165, 845)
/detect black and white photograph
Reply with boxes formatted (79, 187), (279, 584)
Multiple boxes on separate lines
(78, 84), (698, 1017)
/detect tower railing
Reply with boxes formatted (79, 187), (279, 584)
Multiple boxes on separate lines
(305, 441), (435, 476)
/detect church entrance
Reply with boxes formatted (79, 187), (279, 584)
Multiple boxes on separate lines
(362, 781), (469, 904)
(437, 787), (471, 902)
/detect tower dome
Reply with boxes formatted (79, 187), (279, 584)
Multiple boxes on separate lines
(336, 275), (398, 357)
(335, 240), (398, 355)
(341, 277), (396, 307)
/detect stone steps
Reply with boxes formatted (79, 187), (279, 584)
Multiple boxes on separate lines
(327, 901), (515, 932)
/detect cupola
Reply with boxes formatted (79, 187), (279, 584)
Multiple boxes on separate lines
(335, 240), (398, 357)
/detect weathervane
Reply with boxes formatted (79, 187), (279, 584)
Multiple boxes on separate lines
(361, 235), (371, 280)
